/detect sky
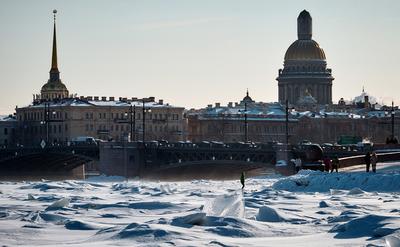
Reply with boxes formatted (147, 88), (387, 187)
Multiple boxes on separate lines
(1, 0), (400, 114)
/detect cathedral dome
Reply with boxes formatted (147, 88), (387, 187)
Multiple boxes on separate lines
(284, 39), (326, 61)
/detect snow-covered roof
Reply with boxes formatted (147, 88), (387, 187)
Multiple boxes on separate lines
(0, 115), (16, 122)
(20, 98), (183, 109)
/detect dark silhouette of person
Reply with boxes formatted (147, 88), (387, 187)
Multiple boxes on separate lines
(331, 156), (339, 173)
(365, 152), (371, 172)
(371, 152), (378, 173)
(240, 172), (245, 189)
(323, 156), (332, 172)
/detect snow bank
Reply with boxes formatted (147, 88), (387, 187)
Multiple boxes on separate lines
(203, 192), (245, 218)
(273, 170), (400, 192)
(329, 214), (400, 239)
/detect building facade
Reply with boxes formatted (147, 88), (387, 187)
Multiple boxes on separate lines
(188, 92), (400, 145)
(277, 10), (334, 105)
(0, 115), (17, 147)
(16, 97), (186, 146)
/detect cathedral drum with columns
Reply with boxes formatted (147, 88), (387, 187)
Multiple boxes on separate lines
(277, 10), (334, 105)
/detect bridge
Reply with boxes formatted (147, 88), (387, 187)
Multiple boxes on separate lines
(100, 142), (290, 180)
(0, 145), (99, 180)
(2, 141), (399, 180)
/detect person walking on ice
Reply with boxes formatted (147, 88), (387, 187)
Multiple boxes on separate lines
(371, 151), (378, 173)
(240, 172), (245, 190)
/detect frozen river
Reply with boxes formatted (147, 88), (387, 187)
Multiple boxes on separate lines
(0, 162), (400, 246)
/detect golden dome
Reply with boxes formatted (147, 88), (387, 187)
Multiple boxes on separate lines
(284, 39), (326, 61)
(41, 80), (68, 91)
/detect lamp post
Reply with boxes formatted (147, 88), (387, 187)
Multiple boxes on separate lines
(142, 99), (151, 143)
(129, 103), (136, 142)
(244, 102), (248, 142)
(391, 101), (395, 140)
(285, 99), (289, 145)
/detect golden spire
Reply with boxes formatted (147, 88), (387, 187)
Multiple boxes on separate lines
(51, 9), (58, 70)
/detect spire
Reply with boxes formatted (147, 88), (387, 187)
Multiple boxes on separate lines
(362, 86), (365, 93)
(297, 10), (312, 40)
(49, 9), (60, 82)
(246, 88), (249, 97)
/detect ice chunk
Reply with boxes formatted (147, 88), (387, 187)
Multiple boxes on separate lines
(385, 236), (400, 247)
(256, 206), (284, 222)
(45, 197), (70, 210)
(347, 188), (365, 195)
(203, 192), (244, 218)
(319, 200), (330, 208)
(28, 194), (36, 200)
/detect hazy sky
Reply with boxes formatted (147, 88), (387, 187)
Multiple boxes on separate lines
(1, 0), (400, 114)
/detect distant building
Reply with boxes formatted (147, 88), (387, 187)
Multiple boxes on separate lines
(188, 92), (400, 144)
(15, 11), (186, 146)
(277, 10), (334, 105)
(0, 115), (17, 147)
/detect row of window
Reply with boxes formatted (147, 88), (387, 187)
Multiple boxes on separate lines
(90, 112), (180, 120)
(207, 124), (294, 134)
(22, 111), (68, 121)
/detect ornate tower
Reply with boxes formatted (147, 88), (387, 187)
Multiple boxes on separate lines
(40, 10), (69, 101)
(276, 10), (333, 105)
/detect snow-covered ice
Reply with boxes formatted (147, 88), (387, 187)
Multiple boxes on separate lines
(0, 162), (400, 246)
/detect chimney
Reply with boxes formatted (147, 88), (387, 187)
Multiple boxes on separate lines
(215, 103), (221, 108)
(207, 104), (212, 108)
(132, 97), (138, 101)
(228, 102), (233, 108)
(148, 96), (155, 102)
(122, 97), (127, 101)
(158, 99), (164, 105)
(109, 96), (115, 101)
(119, 97), (123, 101)
(79, 96), (85, 100)
(87, 96), (93, 101)
(101, 96), (107, 101)
(94, 96), (99, 101)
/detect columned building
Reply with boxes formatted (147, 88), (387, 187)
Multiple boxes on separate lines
(277, 10), (334, 105)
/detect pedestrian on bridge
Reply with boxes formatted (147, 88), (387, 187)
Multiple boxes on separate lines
(323, 156), (332, 172)
(294, 158), (302, 173)
(371, 151), (378, 173)
(365, 152), (371, 172)
(240, 172), (245, 190)
(331, 156), (339, 173)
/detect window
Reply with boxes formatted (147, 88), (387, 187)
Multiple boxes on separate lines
(59, 125), (62, 133)
(64, 112), (67, 119)
(4, 128), (8, 135)
(86, 124), (89, 131)
(116, 125), (119, 131)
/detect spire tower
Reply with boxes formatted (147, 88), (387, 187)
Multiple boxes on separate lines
(40, 9), (69, 101)
(49, 9), (59, 82)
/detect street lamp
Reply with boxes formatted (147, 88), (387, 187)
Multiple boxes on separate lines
(239, 103), (248, 142)
(124, 103), (136, 142)
(142, 99), (151, 143)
